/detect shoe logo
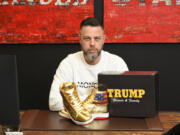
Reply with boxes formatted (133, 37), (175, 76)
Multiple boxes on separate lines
(93, 92), (108, 104)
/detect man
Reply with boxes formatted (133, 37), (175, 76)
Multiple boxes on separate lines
(49, 17), (128, 114)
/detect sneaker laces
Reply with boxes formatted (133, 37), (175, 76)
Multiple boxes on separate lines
(83, 88), (96, 106)
(64, 85), (84, 112)
(69, 93), (83, 111)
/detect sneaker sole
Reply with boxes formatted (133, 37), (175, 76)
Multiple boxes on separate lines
(59, 111), (109, 120)
(59, 111), (95, 125)
(58, 111), (69, 119)
(68, 112), (94, 126)
(93, 113), (109, 119)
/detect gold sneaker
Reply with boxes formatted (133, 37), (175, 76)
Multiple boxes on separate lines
(59, 88), (96, 119)
(59, 109), (69, 119)
(59, 88), (109, 120)
(87, 90), (109, 119)
(60, 82), (94, 125)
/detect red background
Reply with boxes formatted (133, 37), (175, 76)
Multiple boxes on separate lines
(104, 0), (180, 43)
(0, 0), (94, 43)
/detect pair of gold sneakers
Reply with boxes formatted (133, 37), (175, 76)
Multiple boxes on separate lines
(59, 82), (109, 125)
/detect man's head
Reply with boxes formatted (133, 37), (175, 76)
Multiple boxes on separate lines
(79, 17), (105, 65)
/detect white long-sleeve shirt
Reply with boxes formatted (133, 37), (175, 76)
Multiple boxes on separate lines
(49, 50), (129, 111)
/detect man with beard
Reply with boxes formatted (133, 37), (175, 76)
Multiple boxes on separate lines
(49, 17), (129, 115)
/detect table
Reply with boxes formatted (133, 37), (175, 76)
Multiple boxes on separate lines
(1, 111), (180, 135)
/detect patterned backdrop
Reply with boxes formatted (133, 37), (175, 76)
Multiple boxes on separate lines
(104, 0), (180, 43)
(0, 0), (94, 43)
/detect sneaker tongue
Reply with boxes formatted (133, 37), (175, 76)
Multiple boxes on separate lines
(66, 88), (74, 94)
(64, 82), (72, 87)
(63, 82), (74, 90)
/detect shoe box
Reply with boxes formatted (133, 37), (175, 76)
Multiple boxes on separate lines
(98, 71), (159, 117)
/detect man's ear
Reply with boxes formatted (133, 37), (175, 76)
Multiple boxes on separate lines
(103, 35), (106, 42)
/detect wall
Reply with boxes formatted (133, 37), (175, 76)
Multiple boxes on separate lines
(0, 43), (180, 110)
(1, 1), (180, 111)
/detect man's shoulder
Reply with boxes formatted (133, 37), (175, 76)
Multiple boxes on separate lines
(62, 51), (83, 63)
(66, 51), (82, 58)
(102, 50), (123, 60)
(102, 50), (128, 71)
(58, 51), (83, 68)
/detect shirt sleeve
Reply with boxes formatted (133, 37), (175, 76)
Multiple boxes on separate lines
(118, 57), (129, 72)
(49, 58), (73, 111)
(112, 55), (129, 72)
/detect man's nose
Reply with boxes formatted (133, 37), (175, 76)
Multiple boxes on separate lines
(90, 39), (95, 46)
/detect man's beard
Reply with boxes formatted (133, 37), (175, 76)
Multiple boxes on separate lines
(83, 49), (101, 62)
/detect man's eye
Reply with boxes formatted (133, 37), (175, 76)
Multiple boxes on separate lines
(95, 37), (101, 41)
(83, 37), (90, 41)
